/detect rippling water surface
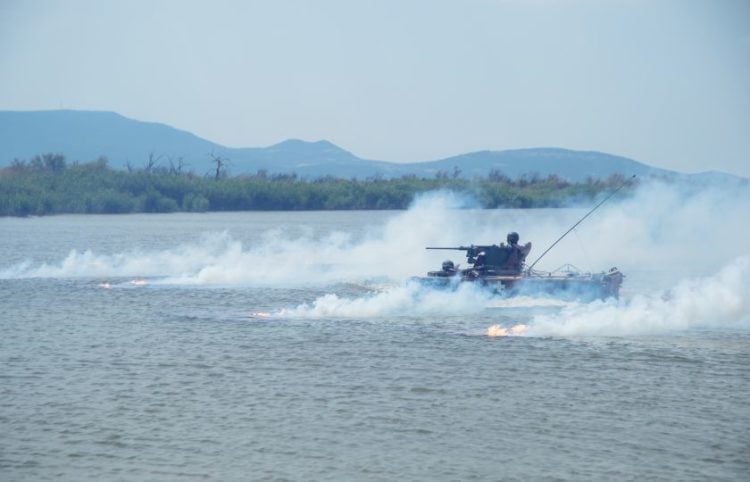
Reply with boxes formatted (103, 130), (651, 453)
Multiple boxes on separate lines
(2, 206), (748, 481)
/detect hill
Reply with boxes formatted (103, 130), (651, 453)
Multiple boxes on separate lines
(0, 110), (226, 168)
(403, 148), (666, 179)
(0, 110), (735, 182)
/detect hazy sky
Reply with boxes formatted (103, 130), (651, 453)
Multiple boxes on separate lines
(1, 0), (748, 176)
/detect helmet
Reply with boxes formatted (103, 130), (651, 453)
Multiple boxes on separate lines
(442, 260), (455, 271)
(507, 232), (519, 245)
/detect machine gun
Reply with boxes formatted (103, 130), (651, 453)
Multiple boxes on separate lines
(427, 244), (529, 275)
(426, 245), (487, 265)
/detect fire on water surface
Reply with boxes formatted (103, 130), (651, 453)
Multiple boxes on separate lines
(486, 324), (528, 337)
(485, 325), (528, 337)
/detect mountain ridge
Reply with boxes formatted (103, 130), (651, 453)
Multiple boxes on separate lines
(0, 109), (741, 182)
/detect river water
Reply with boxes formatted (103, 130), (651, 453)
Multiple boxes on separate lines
(2, 190), (749, 481)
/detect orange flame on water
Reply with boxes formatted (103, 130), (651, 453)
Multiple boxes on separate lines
(486, 324), (528, 337)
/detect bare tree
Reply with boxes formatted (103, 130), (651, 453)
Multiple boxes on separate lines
(168, 156), (186, 175)
(209, 152), (230, 180)
(144, 151), (162, 172)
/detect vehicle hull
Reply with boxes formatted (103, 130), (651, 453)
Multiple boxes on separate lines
(417, 269), (623, 301)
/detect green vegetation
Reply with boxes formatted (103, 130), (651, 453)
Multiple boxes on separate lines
(0, 154), (634, 216)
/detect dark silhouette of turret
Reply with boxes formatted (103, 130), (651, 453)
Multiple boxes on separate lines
(427, 232), (532, 277)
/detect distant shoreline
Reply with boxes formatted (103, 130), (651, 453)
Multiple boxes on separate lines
(0, 154), (633, 217)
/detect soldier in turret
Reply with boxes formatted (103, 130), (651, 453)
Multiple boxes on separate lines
(473, 251), (487, 271)
(504, 232), (532, 273)
(441, 260), (457, 275)
(461, 251), (487, 280)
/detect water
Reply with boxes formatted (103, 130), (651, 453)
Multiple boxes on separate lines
(2, 206), (749, 481)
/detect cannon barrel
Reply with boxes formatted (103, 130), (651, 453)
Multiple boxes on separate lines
(426, 246), (472, 250)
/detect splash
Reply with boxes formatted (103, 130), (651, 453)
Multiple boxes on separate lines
(528, 256), (750, 337)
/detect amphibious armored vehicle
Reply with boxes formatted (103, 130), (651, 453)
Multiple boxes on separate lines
(419, 176), (634, 301)
(422, 232), (623, 301)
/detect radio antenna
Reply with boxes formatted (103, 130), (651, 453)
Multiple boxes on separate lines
(525, 175), (635, 272)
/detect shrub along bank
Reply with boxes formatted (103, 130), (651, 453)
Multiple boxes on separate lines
(0, 154), (632, 216)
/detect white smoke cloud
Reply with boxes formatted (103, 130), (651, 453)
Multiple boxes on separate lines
(3, 178), (749, 337)
(0, 191), (480, 284)
(527, 255), (750, 337)
(275, 280), (493, 319)
(274, 255), (750, 336)
(0, 232), (243, 280)
(524, 179), (750, 284)
(1, 179), (748, 301)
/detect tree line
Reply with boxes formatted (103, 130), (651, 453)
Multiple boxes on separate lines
(0, 153), (635, 216)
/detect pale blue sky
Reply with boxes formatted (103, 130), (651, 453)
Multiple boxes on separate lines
(1, 0), (748, 176)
